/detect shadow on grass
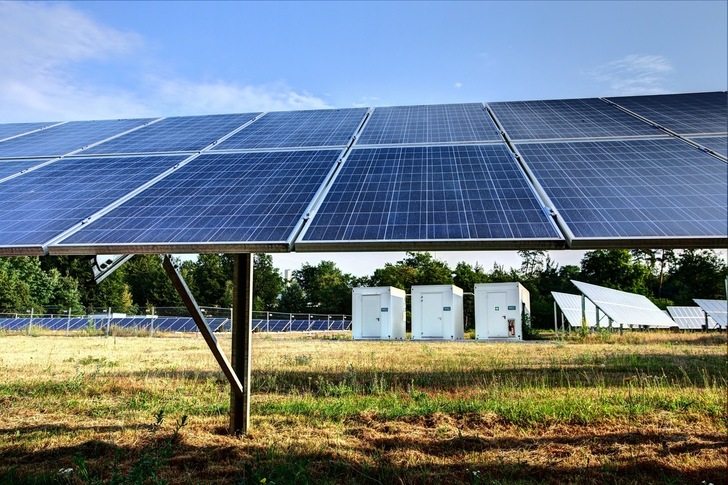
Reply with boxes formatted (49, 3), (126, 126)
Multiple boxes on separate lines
(0, 422), (725, 484)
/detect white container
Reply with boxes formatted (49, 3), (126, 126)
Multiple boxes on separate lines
(411, 285), (464, 340)
(352, 287), (406, 340)
(474, 282), (530, 340)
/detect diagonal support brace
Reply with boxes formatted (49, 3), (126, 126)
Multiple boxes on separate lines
(162, 255), (245, 400)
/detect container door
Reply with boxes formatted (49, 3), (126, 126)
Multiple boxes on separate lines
(486, 292), (509, 337)
(421, 292), (444, 338)
(361, 294), (381, 338)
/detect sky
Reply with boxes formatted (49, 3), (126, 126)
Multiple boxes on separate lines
(0, 1), (726, 276)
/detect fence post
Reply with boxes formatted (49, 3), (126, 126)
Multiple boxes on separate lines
(66, 308), (71, 336)
(106, 307), (111, 336)
(266, 312), (270, 333)
(27, 308), (34, 335)
(308, 314), (312, 332)
(328, 315), (331, 331)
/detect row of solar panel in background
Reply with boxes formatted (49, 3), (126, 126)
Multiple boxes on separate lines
(0, 92), (725, 255)
(0, 317), (351, 333)
(1, 94), (725, 159)
(0, 317), (230, 333)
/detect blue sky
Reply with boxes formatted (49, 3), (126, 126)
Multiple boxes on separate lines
(0, 1), (726, 275)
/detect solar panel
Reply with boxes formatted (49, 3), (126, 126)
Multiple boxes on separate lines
(606, 92), (728, 135)
(0, 159), (51, 181)
(0, 122), (58, 141)
(356, 103), (501, 145)
(551, 291), (605, 328)
(571, 280), (676, 328)
(692, 299), (727, 328)
(666, 306), (718, 330)
(0, 119), (154, 158)
(297, 144), (563, 250)
(83, 113), (260, 155)
(0, 154), (187, 254)
(211, 108), (367, 150)
(51, 150), (343, 254)
(689, 136), (728, 158)
(516, 138), (728, 247)
(489, 98), (662, 141)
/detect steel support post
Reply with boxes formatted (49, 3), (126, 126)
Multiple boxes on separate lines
(162, 255), (247, 434)
(230, 254), (253, 435)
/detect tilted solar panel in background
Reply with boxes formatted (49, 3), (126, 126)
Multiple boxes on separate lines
(84, 113), (261, 155)
(0, 159), (51, 180)
(0, 122), (59, 141)
(0, 155), (187, 253)
(211, 108), (367, 150)
(52, 150), (343, 253)
(551, 291), (602, 328)
(0, 318), (30, 331)
(488, 98), (663, 141)
(298, 144), (563, 250)
(666, 306), (717, 330)
(606, 92), (728, 135)
(571, 280), (676, 328)
(689, 136), (728, 157)
(0, 118), (154, 158)
(693, 299), (728, 328)
(356, 103), (501, 145)
(516, 138), (727, 247)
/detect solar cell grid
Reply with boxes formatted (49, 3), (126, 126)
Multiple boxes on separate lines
(300, 144), (562, 248)
(489, 98), (663, 140)
(212, 108), (367, 150)
(516, 138), (728, 243)
(54, 150), (342, 251)
(693, 299), (727, 327)
(689, 136), (727, 157)
(0, 155), (187, 251)
(606, 92), (728, 135)
(0, 159), (51, 180)
(666, 306), (717, 330)
(356, 103), (501, 145)
(0, 119), (153, 158)
(84, 113), (260, 154)
(0, 122), (58, 141)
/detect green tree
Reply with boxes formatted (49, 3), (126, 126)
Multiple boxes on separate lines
(253, 254), (284, 311)
(277, 280), (308, 313)
(124, 255), (182, 308)
(579, 249), (650, 294)
(662, 249), (727, 305)
(371, 252), (453, 292)
(294, 261), (353, 314)
(186, 254), (233, 307)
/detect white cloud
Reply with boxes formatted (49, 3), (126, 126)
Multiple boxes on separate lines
(454, 82), (463, 89)
(588, 54), (674, 96)
(0, 2), (330, 122)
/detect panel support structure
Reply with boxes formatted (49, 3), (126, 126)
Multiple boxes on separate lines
(161, 255), (248, 433)
(230, 253), (254, 435)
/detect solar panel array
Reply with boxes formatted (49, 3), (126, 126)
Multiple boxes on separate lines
(693, 299), (727, 328)
(571, 280), (677, 328)
(0, 91), (724, 256)
(551, 291), (604, 328)
(666, 306), (718, 330)
(605, 92), (728, 135)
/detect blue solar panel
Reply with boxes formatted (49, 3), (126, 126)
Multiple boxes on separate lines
(689, 136), (727, 157)
(54, 150), (343, 252)
(211, 108), (367, 150)
(0, 119), (154, 158)
(0, 122), (58, 141)
(84, 113), (260, 155)
(0, 155), (186, 251)
(0, 159), (50, 180)
(356, 103), (501, 145)
(489, 98), (663, 140)
(299, 145), (562, 249)
(606, 92), (728, 135)
(516, 138), (727, 243)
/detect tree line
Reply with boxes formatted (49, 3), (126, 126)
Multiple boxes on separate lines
(0, 249), (725, 329)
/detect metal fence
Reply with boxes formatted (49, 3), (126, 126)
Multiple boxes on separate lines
(0, 308), (351, 335)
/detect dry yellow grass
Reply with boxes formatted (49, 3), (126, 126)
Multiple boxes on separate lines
(0, 331), (725, 484)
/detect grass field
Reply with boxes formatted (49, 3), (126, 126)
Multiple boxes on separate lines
(0, 331), (726, 484)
